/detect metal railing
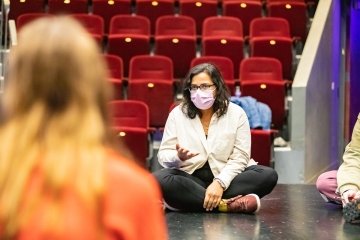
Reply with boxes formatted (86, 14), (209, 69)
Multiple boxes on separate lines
(8, 20), (17, 47)
(2, 0), (10, 49)
(1, 0), (11, 92)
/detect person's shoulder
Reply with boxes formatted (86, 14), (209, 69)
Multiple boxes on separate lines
(171, 104), (182, 113)
(169, 104), (186, 118)
(103, 151), (163, 230)
(228, 101), (247, 116)
(106, 152), (158, 191)
(224, 102), (249, 124)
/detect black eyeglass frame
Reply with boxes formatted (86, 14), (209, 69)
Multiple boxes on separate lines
(188, 84), (216, 92)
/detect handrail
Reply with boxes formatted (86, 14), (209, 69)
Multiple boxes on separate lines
(3, 0), (10, 49)
(1, 0), (11, 92)
(9, 20), (17, 47)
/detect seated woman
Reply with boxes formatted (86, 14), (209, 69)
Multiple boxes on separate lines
(153, 63), (278, 213)
(316, 113), (360, 222)
(0, 16), (167, 239)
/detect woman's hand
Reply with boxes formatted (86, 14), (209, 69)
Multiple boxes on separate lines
(176, 144), (199, 161)
(203, 181), (224, 211)
(342, 189), (360, 205)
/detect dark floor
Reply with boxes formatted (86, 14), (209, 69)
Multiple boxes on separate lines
(165, 184), (360, 240)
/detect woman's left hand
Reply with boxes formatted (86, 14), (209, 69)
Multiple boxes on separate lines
(203, 181), (224, 211)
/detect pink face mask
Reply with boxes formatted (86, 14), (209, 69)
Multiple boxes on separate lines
(190, 89), (215, 110)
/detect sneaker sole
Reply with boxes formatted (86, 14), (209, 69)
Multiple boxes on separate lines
(319, 193), (342, 205)
(248, 193), (261, 213)
(343, 198), (360, 223)
(163, 200), (181, 212)
(319, 193), (330, 203)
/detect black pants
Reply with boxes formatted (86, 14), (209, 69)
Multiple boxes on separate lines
(153, 162), (278, 211)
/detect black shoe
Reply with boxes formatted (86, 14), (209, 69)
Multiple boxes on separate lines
(343, 198), (360, 223)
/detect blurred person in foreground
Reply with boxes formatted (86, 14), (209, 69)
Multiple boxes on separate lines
(316, 113), (360, 223)
(154, 63), (278, 213)
(0, 16), (167, 239)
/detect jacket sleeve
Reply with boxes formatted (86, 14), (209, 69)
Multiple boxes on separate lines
(337, 114), (360, 194)
(157, 109), (183, 168)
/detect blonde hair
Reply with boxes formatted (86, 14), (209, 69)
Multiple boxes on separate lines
(0, 16), (112, 238)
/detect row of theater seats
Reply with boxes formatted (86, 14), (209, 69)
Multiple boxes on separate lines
(105, 54), (287, 130)
(110, 99), (275, 168)
(9, 0), (313, 40)
(16, 13), (298, 80)
(13, 12), (289, 130)
(9, 2), (293, 168)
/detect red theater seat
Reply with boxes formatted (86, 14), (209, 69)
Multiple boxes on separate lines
(9, 0), (45, 21)
(129, 55), (173, 81)
(109, 100), (152, 168)
(104, 54), (124, 80)
(251, 129), (274, 167)
(92, 0), (132, 34)
(202, 16), (244, 78)
(127, 81), (175, 128)
(127, 55), (175, 128)
(267, 1), (308, 43)
(154, 15), (197, 78)
(48, 0), (89, 14)
(135, 0), (175, 34)
(71, 14), (105, 46)
(107, 15), (151, 77)
(240, 57), (283, 82)
(222, 0), (262, 37)
(249, 17), (294, 79)
(16, 13), (50, 31)
(241, 80), (286, 129)
(179, 0), (218, 36)
(191, 56), (236, 95)
(104, 54), (124, 99)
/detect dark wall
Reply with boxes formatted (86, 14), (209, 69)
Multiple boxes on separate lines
(349, 0), (360, 133)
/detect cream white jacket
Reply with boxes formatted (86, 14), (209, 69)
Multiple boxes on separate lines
(157, 102), (257, 189)
(337, 113), (360, 195)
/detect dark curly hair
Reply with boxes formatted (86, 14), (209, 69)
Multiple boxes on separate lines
(181, 63), (230, 119)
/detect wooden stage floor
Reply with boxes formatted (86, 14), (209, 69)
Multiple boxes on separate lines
(165, 184), (360, 240)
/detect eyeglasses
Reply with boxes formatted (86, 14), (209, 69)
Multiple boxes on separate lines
(188, 84), (215, 92)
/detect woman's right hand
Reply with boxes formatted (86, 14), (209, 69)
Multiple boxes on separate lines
(176, 144), (199, 161)
(342, 189), (360, 205)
